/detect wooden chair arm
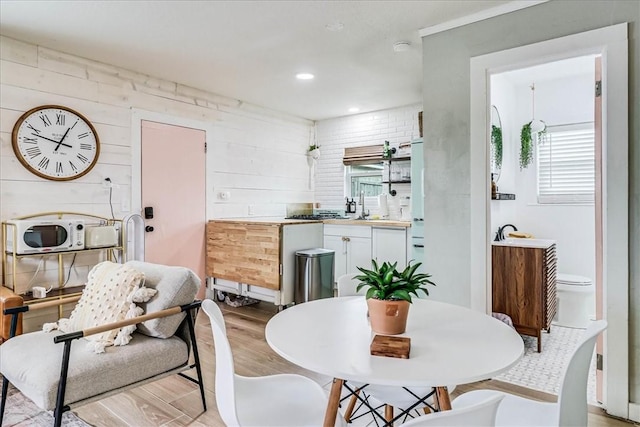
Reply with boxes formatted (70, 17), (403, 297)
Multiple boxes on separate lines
(54, 300), (201, 343)
(3, 295), (81, 316)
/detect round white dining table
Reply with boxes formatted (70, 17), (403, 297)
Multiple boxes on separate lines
(265, 296), (524, 427)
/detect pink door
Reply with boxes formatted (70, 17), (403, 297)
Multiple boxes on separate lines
(141, 120), (206, 299)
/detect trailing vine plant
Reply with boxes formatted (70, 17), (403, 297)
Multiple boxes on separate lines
(491, 124), (503, 170)
(519, 121), (547, 170)
(519, 122), (534, 170)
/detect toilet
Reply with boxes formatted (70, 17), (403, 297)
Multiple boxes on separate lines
(553, 273), (594, 329)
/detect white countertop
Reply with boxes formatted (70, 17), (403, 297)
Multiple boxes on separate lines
(492, 238), (556, 248)
(208, 217), (411, 227)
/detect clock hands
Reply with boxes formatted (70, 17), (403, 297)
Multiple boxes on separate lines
(31, 133), (72, 148)
(54, 126), (72, 152)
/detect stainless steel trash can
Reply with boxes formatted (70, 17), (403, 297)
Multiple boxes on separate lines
(295, 248), (335, 304)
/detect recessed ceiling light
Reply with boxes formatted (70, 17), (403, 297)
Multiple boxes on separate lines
(296, 73), (315, 80)
(393, 41), (411, 52)
(348, 107), (360, 113)
(325, 22), (344, 32)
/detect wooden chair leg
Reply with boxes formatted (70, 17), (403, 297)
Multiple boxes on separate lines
(385, 404), (394, 423)
(422, 405), (431, 414)
(324, 379), (343, 427)
(344, 389), (361, 422)
(434, 386), (452, 411)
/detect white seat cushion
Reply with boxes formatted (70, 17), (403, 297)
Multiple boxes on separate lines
(453, 389), (558, 426)
(0, 330), (188, 410)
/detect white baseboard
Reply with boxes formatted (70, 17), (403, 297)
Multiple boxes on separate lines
(628, 402), (640, 422)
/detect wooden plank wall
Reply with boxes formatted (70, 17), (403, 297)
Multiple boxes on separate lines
(0, 35), (313, 293)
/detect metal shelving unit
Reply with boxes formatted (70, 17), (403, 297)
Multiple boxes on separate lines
(382, 156), (411, 196)
(2, 212), (125, 316)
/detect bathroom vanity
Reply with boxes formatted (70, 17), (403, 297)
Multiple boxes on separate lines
(492, 239), (557, 352)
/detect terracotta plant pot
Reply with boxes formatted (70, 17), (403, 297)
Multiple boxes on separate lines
(367, 298), (410, 335)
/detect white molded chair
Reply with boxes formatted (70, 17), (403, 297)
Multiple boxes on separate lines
(336, 273), (455, 423)
(202, 299), (344, 427)
(336, 273), (367, 297)
(398, 394), (504, 426)
(453, 319), (607, 426)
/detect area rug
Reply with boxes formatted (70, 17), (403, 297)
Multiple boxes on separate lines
(495, 324), (598, 405)
(1, 382), (91, 427)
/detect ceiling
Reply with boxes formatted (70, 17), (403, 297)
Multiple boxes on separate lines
(0, 0), (510, 121)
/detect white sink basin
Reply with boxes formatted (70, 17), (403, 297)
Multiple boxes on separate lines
(493, 238), (556, 248)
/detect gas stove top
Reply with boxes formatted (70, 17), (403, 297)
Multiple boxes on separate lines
(286, 214), (342, 220)
(285, 210), (346, 220)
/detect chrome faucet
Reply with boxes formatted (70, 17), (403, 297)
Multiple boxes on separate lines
(494, 224), (518, 241)
(357, 191), (370, 220)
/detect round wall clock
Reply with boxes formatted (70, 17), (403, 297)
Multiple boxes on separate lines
(11, 105), (100, 181)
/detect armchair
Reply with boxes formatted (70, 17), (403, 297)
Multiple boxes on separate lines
(0, 261), (206, 427)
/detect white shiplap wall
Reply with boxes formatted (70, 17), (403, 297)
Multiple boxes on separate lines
(0, 36), (314, 220)
(314, 105), (422, 219)
(0, 36), (313, 293)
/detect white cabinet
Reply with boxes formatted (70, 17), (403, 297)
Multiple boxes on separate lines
(323, 225), (372, 278)
(372, 226), (408, 270)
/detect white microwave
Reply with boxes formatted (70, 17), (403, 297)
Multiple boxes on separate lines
(5, 219), (85, 254)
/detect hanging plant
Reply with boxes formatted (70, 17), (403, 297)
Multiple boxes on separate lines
(519, 120), (547, 169)
(520, 83), (548, 170)
(520, 122), (534, 170)
(491, 124), (503, 170)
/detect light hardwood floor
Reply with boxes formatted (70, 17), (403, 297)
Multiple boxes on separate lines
(75, 301), (634, 427)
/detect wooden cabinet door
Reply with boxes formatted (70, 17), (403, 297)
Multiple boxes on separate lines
(492, 246), (543, 333)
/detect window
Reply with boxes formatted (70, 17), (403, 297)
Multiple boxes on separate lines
(537, 123), (595, 204)
(346, 164), (383, 198)
(343, 144), (385, 198)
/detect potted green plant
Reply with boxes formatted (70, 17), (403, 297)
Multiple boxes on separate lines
(355, 260), (435, 335)
(307, 144), (321, 160)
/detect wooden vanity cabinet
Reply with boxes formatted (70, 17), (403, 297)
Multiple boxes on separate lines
(492, 243), (557, 352)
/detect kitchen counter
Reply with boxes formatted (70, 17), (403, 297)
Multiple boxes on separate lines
(323, 219), (411, 227)
(208, 217), (321, 225)
(206, 219), (324, 307)
(209, 218), (411, 227)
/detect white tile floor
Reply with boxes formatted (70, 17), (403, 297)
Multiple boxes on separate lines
(495, 323), (598, 405)
(323, 324), (598, 426)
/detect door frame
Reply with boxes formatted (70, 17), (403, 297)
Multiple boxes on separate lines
(469, 24), (629, 418)
(130, 109), (213, 217)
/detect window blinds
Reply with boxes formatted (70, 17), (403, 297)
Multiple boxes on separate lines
(343, 144), (384, 165)
(537, 123), (595, 204)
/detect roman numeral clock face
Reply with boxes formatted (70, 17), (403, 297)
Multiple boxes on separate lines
(12, 105), (100, 181)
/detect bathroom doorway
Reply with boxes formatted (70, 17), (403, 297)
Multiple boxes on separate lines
(469, 23), (629, 418)
(488, 54), (601, 405)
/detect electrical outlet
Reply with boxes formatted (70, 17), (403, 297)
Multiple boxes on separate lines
(103, 178), (113, 188)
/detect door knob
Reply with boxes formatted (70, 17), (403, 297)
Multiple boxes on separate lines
(145, 225), (154, 232)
